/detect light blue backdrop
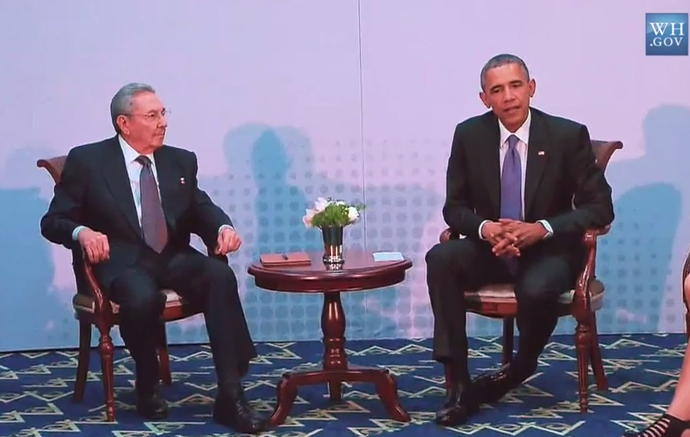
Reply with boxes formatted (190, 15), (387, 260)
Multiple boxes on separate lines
(1, 0), (689, 351)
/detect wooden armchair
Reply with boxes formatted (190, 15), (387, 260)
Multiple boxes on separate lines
(440, 140), (623, 412)
(38, 156), (206, 421)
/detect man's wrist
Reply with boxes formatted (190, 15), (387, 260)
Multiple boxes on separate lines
(72, 225), (88, 241)
(536, 220), (553, 239)
(218, 224), (234, 234)
(478, 220), (490, 240)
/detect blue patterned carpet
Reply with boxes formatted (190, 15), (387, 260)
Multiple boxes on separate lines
(0, 333), (686, 436)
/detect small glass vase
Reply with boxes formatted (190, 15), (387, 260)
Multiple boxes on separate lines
(321, 226), (344, 265)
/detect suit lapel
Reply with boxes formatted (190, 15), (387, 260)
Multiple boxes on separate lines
(524, 109), (550, 218)
(479, 113), (501, 215)
(101, 137), (142, 237)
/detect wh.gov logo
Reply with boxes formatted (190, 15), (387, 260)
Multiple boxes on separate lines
(646, 13), (688, 55)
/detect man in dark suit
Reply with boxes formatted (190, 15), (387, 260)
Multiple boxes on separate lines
(426, 54), (614, 426)
(41, 83), (266, 433)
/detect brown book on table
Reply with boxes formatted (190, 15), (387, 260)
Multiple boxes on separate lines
(260, 252), (311, 267)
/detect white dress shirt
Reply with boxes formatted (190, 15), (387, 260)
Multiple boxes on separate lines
(478, 109), (553, 239)
(72, 136), (232, 241)
(71, 136), (159, 240)
(118, 135), (160, 225)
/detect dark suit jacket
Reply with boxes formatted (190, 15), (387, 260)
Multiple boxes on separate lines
(443, 108), (613, 258)
(41, 135), (232, 289)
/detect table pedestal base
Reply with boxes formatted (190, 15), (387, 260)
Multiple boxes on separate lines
(269, 366), (410, 426)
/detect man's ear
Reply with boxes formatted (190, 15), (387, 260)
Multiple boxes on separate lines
(529, 79), (536, 98)
(479, 91), (491, 109)
(116, 115), (129, 135)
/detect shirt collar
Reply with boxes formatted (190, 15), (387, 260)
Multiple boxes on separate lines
(498, 108), (531, 148)
(118, 135), (155, 164)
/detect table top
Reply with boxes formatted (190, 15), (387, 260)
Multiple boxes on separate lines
(247, 250), (412, 293)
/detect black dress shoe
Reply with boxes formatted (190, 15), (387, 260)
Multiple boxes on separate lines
(213, 383), (267, 434)
(472, 363), (521, 404)
(436, 381), (467, 416)
(136, 384), (168, 419)
(435, 383), (479, 427)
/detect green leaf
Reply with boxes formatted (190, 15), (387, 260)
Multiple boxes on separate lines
(310, 201), (363, 228)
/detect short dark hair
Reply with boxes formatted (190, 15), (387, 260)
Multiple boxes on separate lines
(110, 83), (156, 133)
(480, 54), (530, 91)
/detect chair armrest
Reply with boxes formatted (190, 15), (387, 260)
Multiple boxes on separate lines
(584, 225), (611, 240)
(572, 225), (610, 321)
(82, 259), (115, 321)
(439, 228), (460, 243)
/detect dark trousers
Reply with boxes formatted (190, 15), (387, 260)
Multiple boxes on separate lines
(107, 246), (257, 392)
(426, 237), (580, 383)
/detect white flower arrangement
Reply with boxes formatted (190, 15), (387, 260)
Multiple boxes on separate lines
(303, 197), (364, 228)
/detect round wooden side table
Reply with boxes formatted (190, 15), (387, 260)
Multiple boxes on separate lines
(248, 250), (413, 426)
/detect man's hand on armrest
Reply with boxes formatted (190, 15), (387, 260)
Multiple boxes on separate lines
(76, 227), (110, 264)
(214, 225), (242, 256)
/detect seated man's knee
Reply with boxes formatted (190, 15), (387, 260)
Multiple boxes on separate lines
(112, 272), (165, 317)
(425, 243), (444, 266)
(517, 274), (564, 307)
(122, 291), (165, 318)
(426, 240), (471, 269)
(518, 288), (556, 307)
(518, 258), (573, 303)
(206, 258), (237, 282)
(202, 258), (237, 289)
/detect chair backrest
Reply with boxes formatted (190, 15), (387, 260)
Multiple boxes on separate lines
(37, 155), (94, 296)
(37, 156), (67, 184)
(590, 140), (623, 171)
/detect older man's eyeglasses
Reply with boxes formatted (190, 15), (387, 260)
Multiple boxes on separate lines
(127, 108), (170, 122)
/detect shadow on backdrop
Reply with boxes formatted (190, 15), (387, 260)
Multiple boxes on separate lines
(196, 124), (442, 342)
(596, 105), (689, 334)
(0, 147), (72, 351)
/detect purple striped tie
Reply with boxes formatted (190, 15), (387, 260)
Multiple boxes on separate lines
(500, 135), (521, 273)
(136, 155), (168, 253)
(500, 135), (522, 220)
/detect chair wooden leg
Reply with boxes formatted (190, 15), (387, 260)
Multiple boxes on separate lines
(588, 314), (608, 391)
(97, 324), (116, 422)
(73, 321), (92, 402)
(574, 320), (592, 412)
(328, 381), (342, 401)
(502, 318), (515, 365)
(157, 323), (172, 386)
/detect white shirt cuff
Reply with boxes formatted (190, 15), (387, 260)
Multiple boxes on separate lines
(218, 224), (234, 234)
(478, 220), (490, 240)
(72, 225), (87, 241)
(537, 219), (554, 238)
